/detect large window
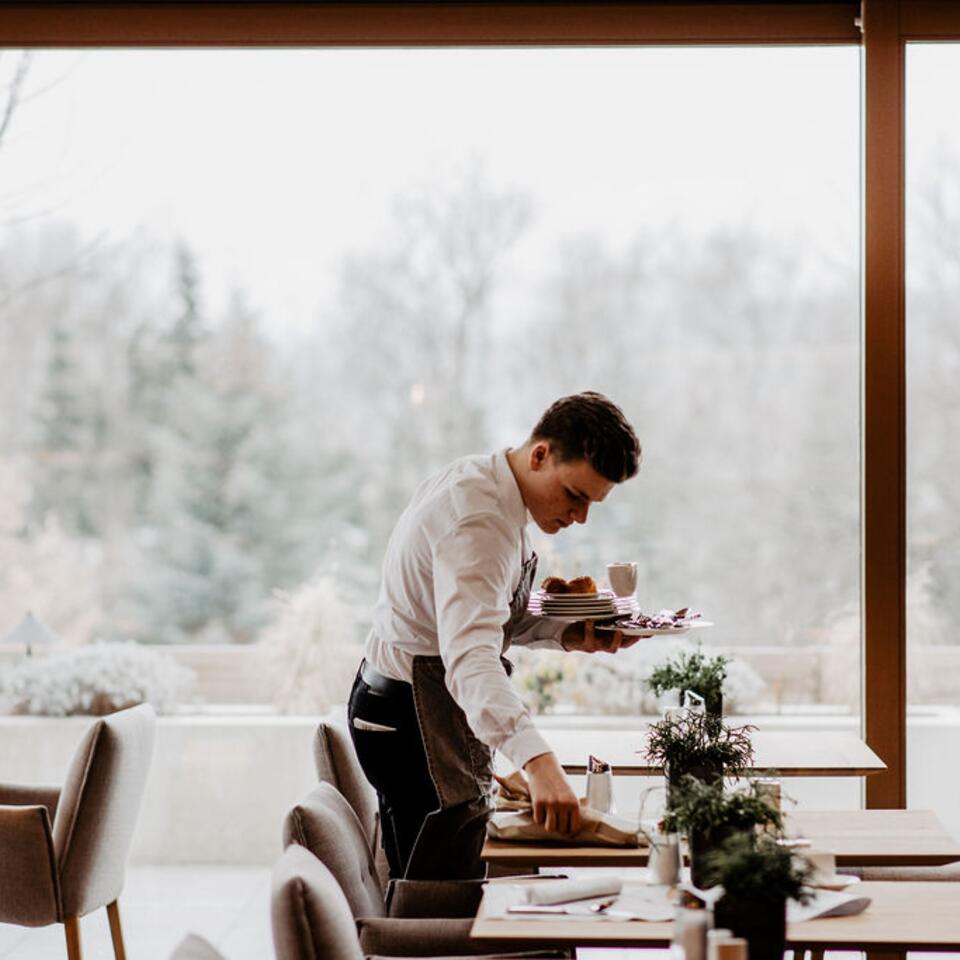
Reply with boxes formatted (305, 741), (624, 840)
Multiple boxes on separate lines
(0, 46), (861, 718)
(906, 42), (960, 839)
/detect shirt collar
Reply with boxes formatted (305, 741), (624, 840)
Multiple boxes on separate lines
(494, 448), (531, 530)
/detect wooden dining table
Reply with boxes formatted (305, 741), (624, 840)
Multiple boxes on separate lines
(482, 808), (960, 869)
(471, 880), (960, 951)
(540, 728), (885, 777)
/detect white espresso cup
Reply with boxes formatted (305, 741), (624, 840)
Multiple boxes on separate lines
(607, 562), (638, 597)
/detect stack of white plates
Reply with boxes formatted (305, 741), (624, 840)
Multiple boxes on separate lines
(534, 591), (618, 620)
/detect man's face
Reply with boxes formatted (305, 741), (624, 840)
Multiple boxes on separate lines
(524, 443), (615, 534)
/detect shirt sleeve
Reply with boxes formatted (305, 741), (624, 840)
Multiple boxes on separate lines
(508, 611), (567, 650)
(432, 514), (554, 770)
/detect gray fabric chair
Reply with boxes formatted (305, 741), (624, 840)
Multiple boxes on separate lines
(313, 719), (379, 850)
(271, 844), (565, 960)
(281, 784), (571, 957)
(0, 703), (157, 960)
(282, 781), (484, 922)
(313, 717), (392, 888)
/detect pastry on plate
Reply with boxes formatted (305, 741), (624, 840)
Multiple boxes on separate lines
(540, 575), (598, 595)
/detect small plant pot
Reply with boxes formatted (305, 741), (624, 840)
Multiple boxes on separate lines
(706, 692), (723, 722)
(714, 893), (787, 960)
(665, 760), (723, 807)
(688, 826), (735, 889)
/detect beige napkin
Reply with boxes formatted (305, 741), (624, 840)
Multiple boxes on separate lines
(524, 876), (623, 905)
(487, 770), (641, 847)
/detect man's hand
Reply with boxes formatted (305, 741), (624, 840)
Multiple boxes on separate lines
(561, 620), (650, 653)
(523, 752), (582, 836)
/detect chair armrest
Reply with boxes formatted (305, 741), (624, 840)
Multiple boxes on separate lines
(0, 804), (61, 926)
(0, 782), (61, 824)
(357, 917), (476, 956)
(386, 877), (485, 918)
(357, 917), (570, 957)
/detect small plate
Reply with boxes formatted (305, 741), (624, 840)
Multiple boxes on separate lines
(595, 620), (714, 637)
(543, 592), (601, 601)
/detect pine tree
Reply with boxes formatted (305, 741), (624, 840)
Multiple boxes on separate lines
(129, 278), (318, 644)
(31, 320), (94, 534)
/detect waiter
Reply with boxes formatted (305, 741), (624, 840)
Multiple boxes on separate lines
(348, 391), (642, 879)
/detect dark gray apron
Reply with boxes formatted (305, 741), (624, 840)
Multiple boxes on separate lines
(403, 549), (538, 879)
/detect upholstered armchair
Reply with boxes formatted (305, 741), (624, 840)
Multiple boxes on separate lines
(313, 719), (379, 849)
(0, 703), (156, 960)
(312, 716), (394, 889)
(271, 844), (565, 960)
(283, 782), (485, 924)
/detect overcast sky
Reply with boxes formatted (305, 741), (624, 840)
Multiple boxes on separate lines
(1, 44), (953, 339)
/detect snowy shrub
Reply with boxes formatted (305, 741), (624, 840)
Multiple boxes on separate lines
(260, 574), (363, 714)
(0, 459), (103, 645)
(510, 638), (766, 716)
(1, 641), (194, 716)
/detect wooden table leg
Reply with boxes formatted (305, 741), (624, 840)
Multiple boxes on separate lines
(107, 901), (127, 960)
(64, 917), (82, 960)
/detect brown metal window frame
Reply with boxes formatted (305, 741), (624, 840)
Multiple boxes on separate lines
(3, 1), (959, 809)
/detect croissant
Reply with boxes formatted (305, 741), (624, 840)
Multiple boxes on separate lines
(540, 575), (598, 595)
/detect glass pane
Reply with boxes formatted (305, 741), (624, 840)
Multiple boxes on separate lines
(0, 47), (859, 727)
(907, 43), (960, 841)
(0, 48), (865, 944)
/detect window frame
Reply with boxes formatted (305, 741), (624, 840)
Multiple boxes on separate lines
(5, 0), (959, 808)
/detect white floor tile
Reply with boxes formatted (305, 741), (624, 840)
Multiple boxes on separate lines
(1, 866), (271, 960)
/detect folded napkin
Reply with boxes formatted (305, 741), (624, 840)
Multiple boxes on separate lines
(788, 889), (872, 922)
(524, 876), (623, 905)
(487, 771), (642, 847)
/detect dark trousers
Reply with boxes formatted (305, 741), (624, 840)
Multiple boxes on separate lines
(347, 665), (439, 879)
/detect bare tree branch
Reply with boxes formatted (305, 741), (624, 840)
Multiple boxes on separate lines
(0, 51), (32, 151)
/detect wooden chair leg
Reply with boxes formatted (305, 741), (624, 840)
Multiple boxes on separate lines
(106, 901), (127, 960)
(64, 916), (82, 960)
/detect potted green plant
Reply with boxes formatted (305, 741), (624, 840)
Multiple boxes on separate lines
(703, 832), (813, 960)
(647, 647), (730, 718)
(660, 777), (783, 888)
(645, 709), (755, 802)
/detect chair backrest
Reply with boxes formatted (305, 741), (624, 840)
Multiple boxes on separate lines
(53, 703), (157, 917)
(313, 720), (378, 847)
(282, 782), (385, 918)
(271, 845), (364, 960)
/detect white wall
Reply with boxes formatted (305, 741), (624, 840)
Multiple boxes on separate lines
(0, 710), (952, 865)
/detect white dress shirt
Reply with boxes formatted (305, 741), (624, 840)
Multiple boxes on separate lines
(365, 449), (566, 770)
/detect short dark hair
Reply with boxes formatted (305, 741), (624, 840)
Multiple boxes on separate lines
(530, 391), (641, 483)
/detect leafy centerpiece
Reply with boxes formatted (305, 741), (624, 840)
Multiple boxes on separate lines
(704, 832), (813, 960)
(661, 777), (782, 888)
(645, 708), (755, 801)
(647, 646), (730, 718)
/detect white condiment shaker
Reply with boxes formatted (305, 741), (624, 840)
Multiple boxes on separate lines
(585, 768), (615, 814)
